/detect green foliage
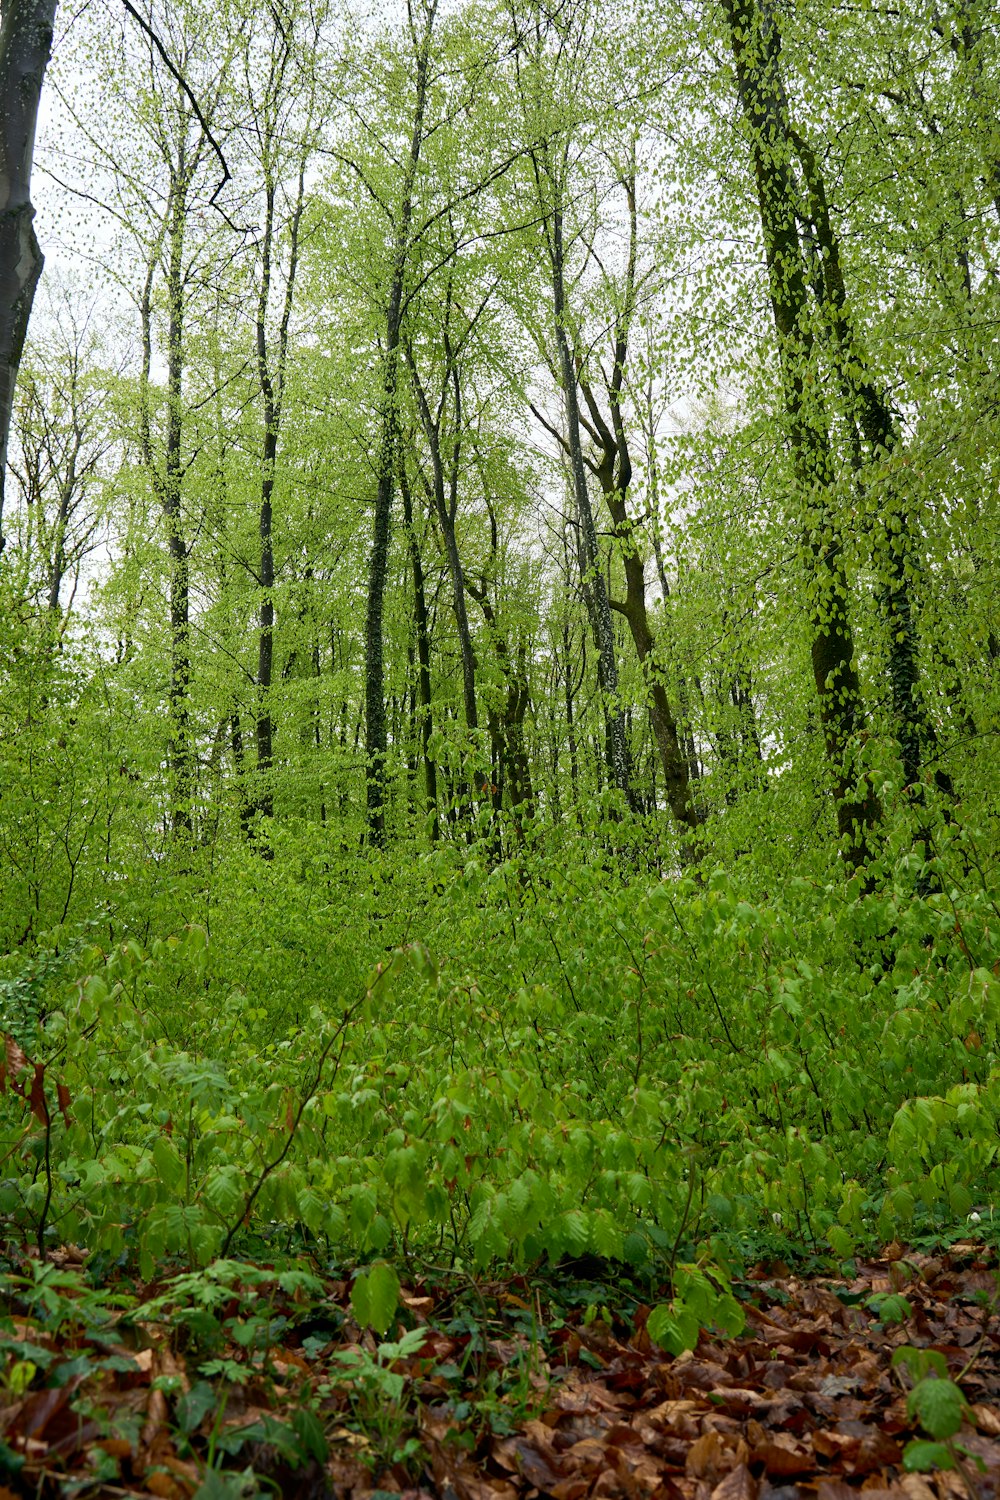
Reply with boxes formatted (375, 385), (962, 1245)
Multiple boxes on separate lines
(907, 1378), (968, 1442)
(1, 826), (997, 1331)
(647, 1265), (745, 1354)
(351, 1263), (400, 1336)
(892, 1344), (985, 1478)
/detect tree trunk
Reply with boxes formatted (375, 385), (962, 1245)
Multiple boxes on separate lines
(401, 463), (438, 839)
(579, 380), (700, 840)
(251, 157), (305, 833)
(407, 347), (479, 732)
(364, 2), (436, 844)
(548, 202), (635, 810)
(0, 0), (56, 552)
(792, 132), (952, 801)
(723, 0), (879, 869)
(160, 173), (194, 837)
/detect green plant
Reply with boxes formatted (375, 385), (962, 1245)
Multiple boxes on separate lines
(893, 1347), (985, 1489)
(327, 1326), (428, 1472)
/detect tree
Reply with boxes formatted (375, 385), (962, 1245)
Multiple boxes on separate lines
(359, 0), (439, 845)
(721, 0), (880, 869)
(0, 0), (56, 555)
(8, 287), (114, 619)
(510, 11), (639, 812)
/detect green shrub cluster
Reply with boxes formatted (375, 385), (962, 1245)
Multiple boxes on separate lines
(1, 823), (998, 1294)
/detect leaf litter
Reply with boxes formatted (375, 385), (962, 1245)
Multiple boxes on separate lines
(0, 1241), (997, 1499)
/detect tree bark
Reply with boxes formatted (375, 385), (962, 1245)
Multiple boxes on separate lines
(0, 0), (56, 553)
(400, 462), (438, 839)
(792, 131), (952, 800)
(548, 195), (635, 811)
(251, 158), (306, 833)
(138, 165), (195, 838)
(723, 0), (879, 868)
(572, 174), (701, 844)
(364, 0), (436, 845)
(406, 340), (479, 733)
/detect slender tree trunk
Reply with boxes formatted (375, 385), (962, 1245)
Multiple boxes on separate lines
(407, 350), (479, 732)
(579, 390), (700, 839)
(547, 197), (635, 811)
(251, 161), (305, 833)
(467, 580), (535, 831)
(646, 434), (702, 794)
(364, 2), (436, 844)
(0, 0), (56, 553)
(566, 167), (700, 846)
(401, 464), (438, 839)
(165, 226), (193, 835)
(152, 173), (195, 838)
(253, 185), (279, 829)
(564, 624), (580, 807)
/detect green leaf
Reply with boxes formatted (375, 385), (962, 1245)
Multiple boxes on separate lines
(193, 1468), (259, 1499)
(291, 1407), (328, 1464)
(351, 1262), (399, 1335)
(152, 1136), (185, 1193)
(176, 1380), (217, 1435)
(647, 1300), (700, 1354)
(622, 1232), (648, 1267)
(202, 1166), (245, 1220)
(827, 1225), (853, 1258)
(712, 1293), (746, 1338)
(903, 1440), (955, 1472)
(590, 1208), (624, 1261)
(868, 1292), (911, 1326)
(0, 1439), (25, 1477)
(706, 1193), (734, 1226)
(892, 1346), (948, 1381)
(552, 1209), (589, 1256)
(908, 1378), (968, 1440)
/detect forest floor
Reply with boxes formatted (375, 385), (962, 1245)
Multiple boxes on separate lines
(2, 1238), (999, 1500)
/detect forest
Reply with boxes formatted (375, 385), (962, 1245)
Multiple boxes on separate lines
(0, 0), (999, 1494)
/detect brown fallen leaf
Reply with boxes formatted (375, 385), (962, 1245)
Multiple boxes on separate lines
(813, 1428), (861, 1462)
(563, 1436), (609, 1467)
(141, 1385), (169, 1449)
(710, 1464), (757, 1500)
(493, 1433), (565, 1490)
(686, 1429), (728, 1480)
(45, 1242), (86, 1267)
(158, 1451), (203, 1488)
(400, 1291), (435, 1312)
(19, 1383), (72, 1440)
(898, 1476), (937, 1500)
(971, 1402), (1000, 1436)
(426, 1433), (519, 1500)
(748, 1430), (813, 1477)
(549, 1480), (592, 1500)
(144, 1473), (187, 1500)
(97, 1436), (134, 1459)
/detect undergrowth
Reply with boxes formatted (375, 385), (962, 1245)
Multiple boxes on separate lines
(1, 811), (998, 1338)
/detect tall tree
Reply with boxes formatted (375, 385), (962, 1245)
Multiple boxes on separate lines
(360, 0), (438, 845)
(0, 0), (56, 554)
(721, 0), (879, 868)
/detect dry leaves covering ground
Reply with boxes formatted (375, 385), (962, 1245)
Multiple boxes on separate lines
(1, 1241), (998, 1500)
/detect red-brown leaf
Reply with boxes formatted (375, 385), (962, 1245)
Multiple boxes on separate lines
(26, 1063), (49, 1126)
